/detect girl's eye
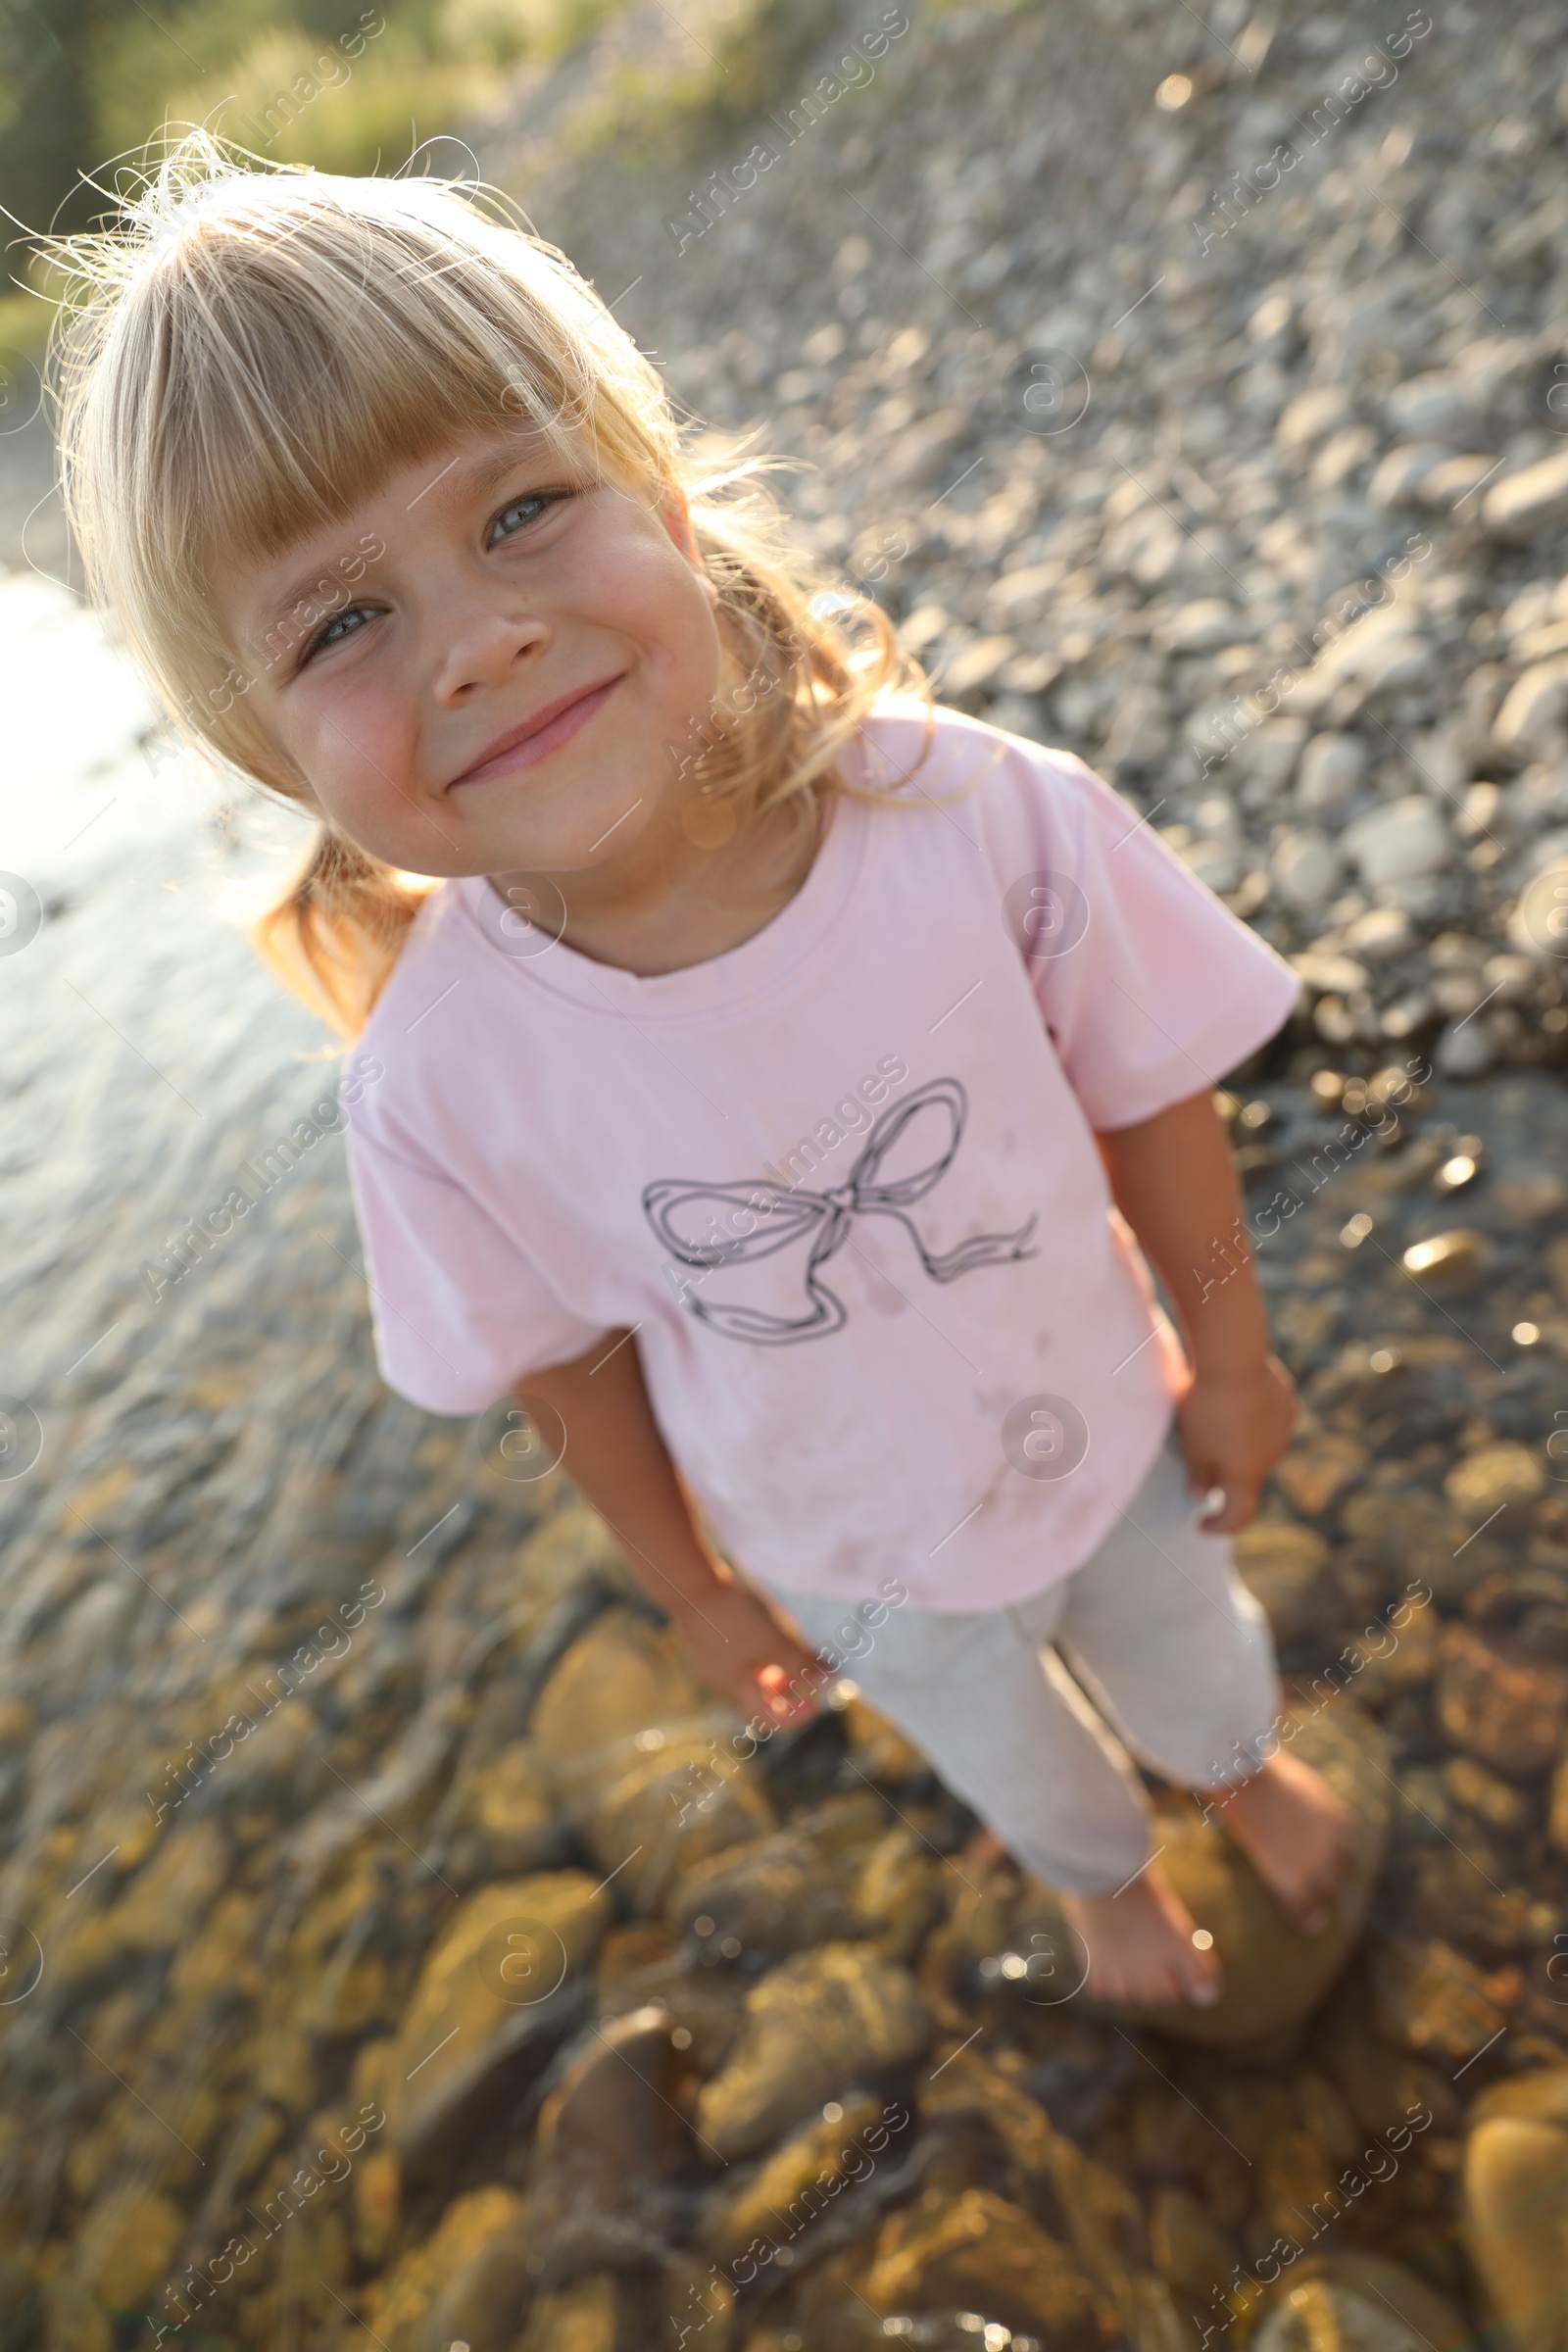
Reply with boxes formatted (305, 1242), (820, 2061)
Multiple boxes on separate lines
(301, 603), (375, 663)
(488, 488), (566, 546)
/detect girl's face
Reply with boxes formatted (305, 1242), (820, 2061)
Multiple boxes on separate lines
(217, 430), (724, 881)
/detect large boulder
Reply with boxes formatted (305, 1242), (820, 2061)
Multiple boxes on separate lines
(1463, 2068), (1568, 2352)
(1018, 1694), (1392, 2045)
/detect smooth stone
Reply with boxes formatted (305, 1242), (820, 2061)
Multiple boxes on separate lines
(1278, 385), (1353, 453)
(1445, 1442), (1546, 1518)
(368, 2184), (530, 2351)
(532, 1607), (775, 1912)
(698, 2088), (891, 2266)
(1369, 442), (1453, 509)
(455, 1739), (571, 1880)
(516, 2273), (625, 2352)
(1312, 615), (1434, 698)
(1484, 450), (1568, 538)
(1250, 2253), (1469, 2352)
(693, 1941), (932, 2160)
(1232, 1522), (1336, 1642)
(531, 1605), (712, 1772)
(1435, 1624), (1568, 1778)
(1438, 1019), (1497, 1078)
(920, 2048), (1145, 2312)
(411, 2202), (536, 2352)
(1272, 1434), (1370, 1518)
(388, 1871), (613, 2174)
(943, 633), (1015, 694)
(73, 2187), (186, 2312)
(1296, 730), (1370, 813)
(1149, 2183), (1237, 2298)
(1419, 453), (1499, 509)
(1238, 716), (1307, 789)
(1385, 370), (1470, 440)
(666, 1818), (869, 1959)
(1443, 1754), (1535, 1835)
(1153, 598), (1240, 653)
(1463, 2069), (1568, 2352)
(862, 2186), (1101, 2344)
(1401, 1228), (1493, 1285)
(1313, 1961), (1460, 2139)
(1370, 1936), (1507, 2061)
(1343, 905), (1414, 961)
(1271, 828), (1344, 911)
(536, 2003), (688, 2177)
(1344, 797), (1451, 888)
(60, 1820), (228, 1985)
(917, 2042), (1055, 2178)
(1495, 662), (1568, 753)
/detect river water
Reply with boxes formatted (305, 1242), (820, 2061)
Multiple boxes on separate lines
(0, 549), (586, 2345)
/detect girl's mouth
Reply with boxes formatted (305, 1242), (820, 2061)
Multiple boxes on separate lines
(450, 672), (624, 785)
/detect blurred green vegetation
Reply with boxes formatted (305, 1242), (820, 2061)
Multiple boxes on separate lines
(0, 0), (850, 339)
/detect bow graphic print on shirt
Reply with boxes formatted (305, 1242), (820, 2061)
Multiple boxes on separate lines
(643, 1076), (1038, 1345)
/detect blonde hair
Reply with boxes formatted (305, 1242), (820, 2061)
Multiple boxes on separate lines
(46, 131), (928, 1035)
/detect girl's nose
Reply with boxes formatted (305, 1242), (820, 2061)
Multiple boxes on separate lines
(428, 598), (552, 704)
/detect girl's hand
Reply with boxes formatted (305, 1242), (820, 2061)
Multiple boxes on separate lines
(1176, 1353), (1298, 1534)
(670, 1578), (831, 1730)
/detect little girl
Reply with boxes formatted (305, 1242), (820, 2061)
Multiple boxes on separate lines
(56, 140), (1353, 2008)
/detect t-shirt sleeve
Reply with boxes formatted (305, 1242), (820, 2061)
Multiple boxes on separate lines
(346, 1127), (612, 1414)
(986, 735), (1303, 1130)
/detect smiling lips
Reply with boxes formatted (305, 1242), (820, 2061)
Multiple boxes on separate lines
(450, 672), (623, 786)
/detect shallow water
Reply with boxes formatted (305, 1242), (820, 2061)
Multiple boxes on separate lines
(0, 566), (571, 2344)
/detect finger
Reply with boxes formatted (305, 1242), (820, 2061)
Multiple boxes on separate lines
(1202, 1477), (1261, 1534)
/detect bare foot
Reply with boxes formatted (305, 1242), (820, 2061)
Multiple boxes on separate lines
(1060, 1858), (1223, 2008)
(1202, 1749), (1357, 1933)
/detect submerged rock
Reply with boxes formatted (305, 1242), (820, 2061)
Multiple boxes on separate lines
(365, 2184), (530, 2352)
(861, 2186), (1100, 2344)
(515, 2272), (626, 2352)
(1370, 1937), (1508, 2062)
(1463, 2069), (1568, 2352)
(1249, 2253), (1469, 2352)
(1435, 1624), (1568, 1778)
(1233, 1522), (1337, 1642)
(694, 1941), (932, 2160)
(388, 1871), (613, 2173)
(532, 1606), (775, 1911)
(1096, 1695), (1391, 2045)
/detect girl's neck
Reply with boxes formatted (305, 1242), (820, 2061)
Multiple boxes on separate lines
(487, 790), (827, 979)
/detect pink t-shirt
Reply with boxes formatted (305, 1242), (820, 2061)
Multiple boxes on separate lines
(344, 703), (1300, 1610)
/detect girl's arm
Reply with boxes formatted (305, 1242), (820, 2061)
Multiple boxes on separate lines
(518, 1333), (826, 1724)
(1096, 1087), (1298, 1533)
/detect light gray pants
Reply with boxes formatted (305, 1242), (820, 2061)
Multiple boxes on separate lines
(766, 1436), (1282, 1894)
